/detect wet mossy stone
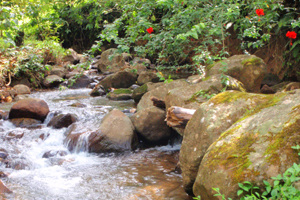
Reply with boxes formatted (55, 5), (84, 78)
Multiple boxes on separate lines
(208, 55), (267, 93)
(107, 89), (133, 100)
(180, 90), (277, 194)
(192, 90), (300, 199)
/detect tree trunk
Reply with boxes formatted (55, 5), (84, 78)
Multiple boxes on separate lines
(165, 106), (196, 128)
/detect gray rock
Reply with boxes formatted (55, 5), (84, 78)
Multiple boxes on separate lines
(208, 55), (267, 93)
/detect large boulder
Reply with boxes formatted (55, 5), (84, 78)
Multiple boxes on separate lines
(137, 71), (160, 85)
(180, 91), (279, 194)
(98, 71), (137, 90)
(131, 106), (172, 143)
(65, 109), (138, 153)
(97, 48), (126, 73)
(13, 84), (30, 95)
(165, 74), (245, 110)
(9, 98), (50, 122)
(208, 55), (267, 93)
(47, 113), (78, 129)
(132, 82), (164, 103)
(137, 79), (189, 111)
(193, 90), (300, 199)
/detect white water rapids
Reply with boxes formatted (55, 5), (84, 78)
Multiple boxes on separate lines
(0, 89), (191, 200)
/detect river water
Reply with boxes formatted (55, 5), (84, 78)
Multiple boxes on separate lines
(0, 89), (191, 200)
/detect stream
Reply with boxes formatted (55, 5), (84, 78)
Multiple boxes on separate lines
(0, 88), (191, 200)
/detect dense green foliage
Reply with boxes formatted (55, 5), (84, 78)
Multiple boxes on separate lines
(1, 0), (300, 76)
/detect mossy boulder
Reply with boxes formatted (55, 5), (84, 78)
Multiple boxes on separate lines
(180, 90), (281, 194)
(137, 79), (189, 111)
(107, 89), (133, 100)
(165, 74), (245, 110)
(98, 71), (137, 90)
(192, 90), (300, 199)
(208, 55), (267, 93)
(97, 48), (126, 73)
(132, 82), (164, 103)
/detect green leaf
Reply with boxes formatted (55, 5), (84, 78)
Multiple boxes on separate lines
(237, 190), (243, 196)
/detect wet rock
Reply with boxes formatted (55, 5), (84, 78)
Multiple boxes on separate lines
(5, 130), (24, 140)
(13, 84), (30, 95)
(9, 98), (50, 122)
(39, 133), (50, 140)
(65, 109), (138, 153)
(137, 71), (160, 85)
(98, 71), (137, 90)
(192, 90), (300, 199)
(0, 180), (12, 194)
(208, 55), (267, 93)
(88, 109), (138, 152)
(43, 75), (63, 88)
(89, 84), (106, 97)
(10, 118), (42, 128)
(47, 113), (78, 129)
(42, 150), (68, 158)
(69, 103), (87, 108)
(180, 91), (277, 194)
(165, 74), (245, 110)
(97, 48), (126, 73)
(137, 80), (189, 111)
(261, 84), (276, 94)
(107, 89), (132, 101)
(131, 106), (172, 144)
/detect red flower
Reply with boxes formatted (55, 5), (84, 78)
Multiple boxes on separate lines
(191, 38), (194, 41)
(147, 27), (154, 34)
(256, 9), (264, 16)
(286, 31), (297, 39)
(286, 31), (297, 45)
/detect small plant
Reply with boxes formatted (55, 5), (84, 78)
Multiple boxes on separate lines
(156, 71), (173, 83)
(211, 145), (300, 200)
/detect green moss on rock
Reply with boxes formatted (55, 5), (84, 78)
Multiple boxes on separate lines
(112, 88), (133, 94)
(207, 126), (260, 184)
(241, 57), (263, 66)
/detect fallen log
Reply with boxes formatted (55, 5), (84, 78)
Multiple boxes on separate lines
(150, 96), (166, 109)
(165, 106), (196, 128)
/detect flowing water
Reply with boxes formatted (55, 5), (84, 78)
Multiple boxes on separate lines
(0, 89), (191, 200)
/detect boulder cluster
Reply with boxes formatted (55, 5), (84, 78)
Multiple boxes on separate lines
(1, 49), (300, 198)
